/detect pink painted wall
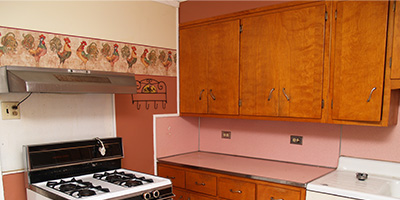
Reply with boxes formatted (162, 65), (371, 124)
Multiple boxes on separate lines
(199, 118), (341, 168)
(155, 116), (199, 158)
(341, 105), (400, 162)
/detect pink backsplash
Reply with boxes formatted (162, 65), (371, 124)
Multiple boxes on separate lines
(156, 106), (400, 168)
(199, 118), (340, 168)
(155, 116), (199, 158)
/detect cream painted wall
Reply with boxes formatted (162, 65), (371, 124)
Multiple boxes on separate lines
(0, 0), (177, 173)
(0, 1), (177, 49)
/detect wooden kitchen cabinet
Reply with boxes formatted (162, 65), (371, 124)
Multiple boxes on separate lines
(179, 19), (240, 115)
(158, 165), (185, 188)
(158, 163), (305, 200)
(240, 3), (326, 118)
(331, 1), (389, 122)
(391, 1), (400, 80)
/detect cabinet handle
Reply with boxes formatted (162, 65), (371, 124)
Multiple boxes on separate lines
(199, 89), (205, 100)
(195, 181), (206, 186)
(166, 176), (175, 179)
(178, 196), (183, 199)
(367, 87), (377, 102)
(230, 189), (242, 194)
(271, 198), (284, 200)
(282, 88), (290, 101)
(209, 89), (216, 100)
(267, 88), (275, 101)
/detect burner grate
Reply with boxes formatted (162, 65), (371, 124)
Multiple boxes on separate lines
(46, 178), (109, 198)
(93, 170), (154, 187)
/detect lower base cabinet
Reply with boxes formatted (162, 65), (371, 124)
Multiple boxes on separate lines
(158, 163), (306, 200)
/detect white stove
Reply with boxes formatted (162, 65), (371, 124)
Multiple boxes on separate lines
(24, 138), (174, 200)
(307, 156), (400, 200)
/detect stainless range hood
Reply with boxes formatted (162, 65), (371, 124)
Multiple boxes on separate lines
(0, 66), (137, 94)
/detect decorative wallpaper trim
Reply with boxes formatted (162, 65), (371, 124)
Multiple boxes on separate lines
(0, 26), (177, 76)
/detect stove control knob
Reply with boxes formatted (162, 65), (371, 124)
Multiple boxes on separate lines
(153, 190), (160, 198)
(143, 192), (151, 200)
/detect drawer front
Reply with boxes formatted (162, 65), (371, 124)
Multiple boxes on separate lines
(218, 177), (256, 200)
(158, 165), (185, 188)
(186, 171), (217, 196)
(172, 188), (188, 200)
(258, 184), (301, 200)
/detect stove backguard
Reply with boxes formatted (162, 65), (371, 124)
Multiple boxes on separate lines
(24, 137), (123, 184)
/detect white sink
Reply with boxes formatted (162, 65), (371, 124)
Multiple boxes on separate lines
(307, 157), (400, 200)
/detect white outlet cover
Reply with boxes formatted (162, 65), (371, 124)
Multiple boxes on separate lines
(1, 102), (20, 120)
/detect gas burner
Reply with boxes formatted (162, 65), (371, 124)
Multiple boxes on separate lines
(93, 170), (154, 187)
(46, 178), (109, 198)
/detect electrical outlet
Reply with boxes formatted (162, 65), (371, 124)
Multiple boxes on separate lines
(221, 131), (231, 139)
(290, 135), (303, 145)
(1, 102), (20, 120)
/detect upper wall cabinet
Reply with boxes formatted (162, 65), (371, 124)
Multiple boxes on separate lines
(179, 1), (399, 126)
(331, 1), (389, 122)
(180, 20), (240, 115)
(240, 4), (326, 119)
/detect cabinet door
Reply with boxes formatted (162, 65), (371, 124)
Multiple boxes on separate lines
(207, 20), (240, 115)
(277, 5), (325, 118)
(188, 192), (217, 200)
(173, 188), (189, 200)
(180, 25), (208, 114)
(332, 1), (388, 122)
(392, 1), (400, 79)
(240, 12), (280, 116)
(257, 184), (301, 200)
(158, 165), (185, 188)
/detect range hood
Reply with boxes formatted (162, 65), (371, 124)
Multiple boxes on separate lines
(0, 66), (137, 94)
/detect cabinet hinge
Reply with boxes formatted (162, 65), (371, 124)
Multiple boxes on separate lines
(240, 24), (243, 33)
(390, 57), (393, 68)
(321, 99), (324, 109)
(325, 11), (328, 21)
(239, 99), (242, 107)
(335, 10), (337, 20)
(331, 100), (334, 109)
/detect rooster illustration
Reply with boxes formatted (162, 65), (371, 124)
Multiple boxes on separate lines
(76, 41), (99, 65)
(161, 51), (173, 72)
(26, 34), (47, 63)
(106, 44), (119, 67)
(126, 46), (137, 68)
(0, 32), (18, 64)
(141, 49), (150, 68)
(50, 37), (71, 66)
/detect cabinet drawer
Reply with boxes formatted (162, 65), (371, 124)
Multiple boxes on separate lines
(257, 184), (301, 200)
(218, 177), (255, 200)
(186, 171), (217, 196)
(158, 165), (185, 188)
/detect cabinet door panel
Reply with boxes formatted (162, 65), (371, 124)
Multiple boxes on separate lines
(278, 5), (325, 118)
(391, 1), (400, 79)
(240, 13), (280, 116)
(207, 20), (240, 115)
(158, 165), (185, 188)
(332, 1), (388, 122)
(180, 26), (208, 114)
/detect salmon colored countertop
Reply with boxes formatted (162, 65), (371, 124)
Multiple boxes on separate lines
(157, 151), (335, 188)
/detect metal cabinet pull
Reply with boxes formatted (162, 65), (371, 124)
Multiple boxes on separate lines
(268, 88), (275, 101)
(209, 89), (216, 100)
(271, 197), (284, 200)
(282, 88), (290, 101)
(230, 189), (242, 194)
(367, 87), (377, 102)
(199, 89), (205, 100)
(195, 182), (206, 186)
(166, 176), (175, 179)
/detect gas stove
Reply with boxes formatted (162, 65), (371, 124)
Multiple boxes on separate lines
(24, 137), (174, 200)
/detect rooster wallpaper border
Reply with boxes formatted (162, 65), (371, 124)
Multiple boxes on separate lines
(0, 26), (177, 77)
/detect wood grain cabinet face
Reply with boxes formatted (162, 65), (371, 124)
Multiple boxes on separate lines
(180, 20), (240, 115)
(173, 188), (189, 200)
(240, 4), (326, 119)
(332, 1), (389, 122)
(185, 171), (217, 196)
(392, 1), (400, 79)
(158, 165), (185, 188)
(257, 184), (301, 200)
(217, 177), (256, 200)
